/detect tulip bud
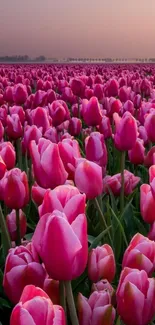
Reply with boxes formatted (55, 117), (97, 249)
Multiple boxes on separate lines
(88, 244), (116, 283)
(43, 278), (60, 305)
(6, 114), (23, 139)
(82, 97), (102, 126)
(6, 209), (27, 242)
(68, 117), (82, 136)
(85, 132), (107, 168)
(3, 168), (29, 209)
(113, 112), (137, 151)
(75, 159), (103, 199)
(13, 83), (28, 105)
(128, 139), (145, 165)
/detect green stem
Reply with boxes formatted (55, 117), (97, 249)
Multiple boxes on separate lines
(120, 151), (125, 214)
(59, 281), (67, 315)
(94, 197), (113, 245)
(16, 209), (21, 246)
(16, 138), (22, 170)
(0, 204), (11, 257)
(64, 281), (79, 325)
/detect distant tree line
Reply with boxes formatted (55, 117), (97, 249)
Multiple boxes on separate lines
(0, 55), (46, 62)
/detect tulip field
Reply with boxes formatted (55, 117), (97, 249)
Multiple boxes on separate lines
(1, 63), (155, 324)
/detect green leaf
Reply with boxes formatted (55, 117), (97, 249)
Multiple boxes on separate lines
(0, 297), (11, 309)
(108, 205), (128, 247)
(89, 226), (112, 251)
(24, 232), (33, 240)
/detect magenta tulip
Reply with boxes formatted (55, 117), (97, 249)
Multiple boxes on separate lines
(113, 112), (137, 151)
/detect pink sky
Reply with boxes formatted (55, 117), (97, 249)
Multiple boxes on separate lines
(0, 0), (155, 58)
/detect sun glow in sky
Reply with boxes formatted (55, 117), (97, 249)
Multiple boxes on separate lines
(0, 0), (155, 58)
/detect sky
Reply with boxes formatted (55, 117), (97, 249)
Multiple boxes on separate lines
(0, 0), (155, 58)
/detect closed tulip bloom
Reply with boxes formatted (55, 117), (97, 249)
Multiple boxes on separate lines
(32, 210), (88, 280)
(140, 184), (155, 224)
(138, 126), (149, 146)
(116, 268), (155, 325)
(33, 90), (47, 107)
(75, 159), (103, 199)
(10, 285), (65, 325)
(58, 138), (81, 179)
(0, 142), (16, 170)
(91, 280), (115, 301)
(123, 100), (135, 115)
(47, 89), (57, 104)
(82, 97), (102, 126)
(49, 100), (70, 127)
(122, 233), (155, 275)
(128, 139), (145, 165)
(13, 83), (28, 105)
(30, 107), (50, 134)
(134, 94), (142, 109)
(98, 116), (112, 139)
(3, 247), (46, 304)
(44, 127), (59, 143)
(3, 168), (29, 209)
(43, 278), (60, 305)
(148, 222), (155, 241)
(144, 111), (155, 143)
(119, 86), (130, 103)
(9, 106), (25, 125)
(32, 183), (48, 206)
(6, 209), (27, 242)
(103, 170), (140, 196)
(6, 114), (23, 140)
(88, 244), (116, 283)
(39, 184), (86, 223)
(113, 112), (137, 151)
(30, 138), (68, 189)
(0, 120), (4, 141)
(21, 125), (42, 156)
(93, 83), (103, 100)
(3, 86), (14, 103)
(144, 146), (155, 167)
(0, 105), (8, 127)
(85, 132), (107, 168)
(68, 117), (82, 136)
(106, 98), (122, 118)
(70, 77), (85, 97)
(78, 291), (116, 325)
(107, 79), (119, 97)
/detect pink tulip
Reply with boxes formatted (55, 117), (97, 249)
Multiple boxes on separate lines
(68, 117), (82, 136)
(75, 159), (103, 199)
(30, 138), (68, 189)
(30, 107), (50, 133)
(32, 183), (48, 206)
(0, 105), (8, 127)
(21, 125), (42, 156)
(106, 98), (122, 118)
(91, 280), (115, 302)
(88, 244), (115, 283)
(13, 83), (28, 105)
(0, 142), (16, 169)
(122, 233), (155, 275)
(103, 170), (140, 196)
(44, 127), (59, 143)
(128, 139), (145, 165)
(148, 222), (155, 241)
(0, 120), (4, 141)
(6, 114), (23, 139)
(78, 291), (116, 325)
(9, 106), (25, 124)
(10, 285), (65, 324)
(43, 278), (60, 305)
(138, 126), (149, 146)
(6, 209), (27, 242)
(70, 77), (85, 97)
(122, 100), (135, 115)
(3, 246), (46, 304)
(3, 168), (29, 209)
(98, 116), (112, 139)
(85, 132), (107, 168)
(49, 100), (70, 126)
(149, 165), (155, 200)
(82, 97), (102, 126)
(33, 90), (47, 107)
(3, 86), (14, 103)
(32, 210), (88, 280)
(140, 184), (155, 224)
(39, 184), (86, 223)
(116, 267), (155, 325)
(119, 86), (130, 103)
(134, 94), (142, 109)
(113, 112), (137, 151)
(144, 111), (155, 143)
(93, 83), (103, 100)
(0, 156), (6, 180)
(107, 79), (119, 97)
(58, 138), (81, 179)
